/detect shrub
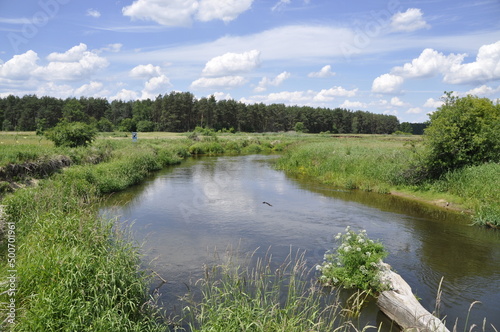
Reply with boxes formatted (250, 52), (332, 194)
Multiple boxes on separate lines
(317, 227), (388, 294)
(424, 93), (500, 177)
(45, 121), (97, 148)
(136, 120), (155, 132)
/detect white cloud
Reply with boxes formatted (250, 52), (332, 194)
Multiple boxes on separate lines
(314, 86), (357, 102)
(242, 86), (358, 106)
(383, 41), (500, 87)
(391, 8), (430, 32)
(406, 107), (424, 114)
(443, 41), (500, 84)
(130, 64), (162, 79)
(423, 97), (444, 108)
(0, 50), (39, 79)
(36, 82), (74, 98)
(122, 0), (253, 27)
(47, 43), (88, 62)
(141, 74), (172, 99)
(254, 71), (290, 92)
(308, 65), (336, 78)
(340, 100), (367, 109)
(390, 97), (407, 107)
(465, 84), (500, 96)
(111, 89), (139, 101)
(0, 44), (108, 83)
(87, 9), (101, 18)
(213, 91), (232, 100)
(202, 50), (261, 77)
(196, 0), (253, 23)
(74, 81), (105, 96)
(392, 48), (465, 79)
(99, 43), (123, 53)
(191, 76), (248, 89)
(371, 73), (404, 94)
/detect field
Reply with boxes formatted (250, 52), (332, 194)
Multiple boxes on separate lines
(0, 131), (498, 330)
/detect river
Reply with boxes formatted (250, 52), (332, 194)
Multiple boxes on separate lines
(100, 154), (500, 331)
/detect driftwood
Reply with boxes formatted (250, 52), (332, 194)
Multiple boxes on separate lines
(377, 263), (450, 332)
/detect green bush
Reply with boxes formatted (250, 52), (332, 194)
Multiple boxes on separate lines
(317, 227), (388, 294)
(136, 120), (155, 132)
(424, 93), (500, 177)
(45, 121), (97, 148)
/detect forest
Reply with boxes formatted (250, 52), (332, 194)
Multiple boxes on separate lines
(0, 92), (424, 134)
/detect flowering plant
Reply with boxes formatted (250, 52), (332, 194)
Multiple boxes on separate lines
(317, 226), (388, 294)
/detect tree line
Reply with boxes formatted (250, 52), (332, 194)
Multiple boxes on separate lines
(0, 92), (423, 134)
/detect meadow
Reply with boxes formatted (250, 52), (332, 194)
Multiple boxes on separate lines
(0, 131), (498, 330)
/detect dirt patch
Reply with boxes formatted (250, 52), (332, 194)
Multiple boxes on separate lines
(0, 155), (72, 182)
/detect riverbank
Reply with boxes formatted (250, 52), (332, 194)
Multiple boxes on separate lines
(274, 135), (500, 227)
(0, 132), (297, 330)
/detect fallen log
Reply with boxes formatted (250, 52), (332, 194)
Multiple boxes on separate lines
(377, 263), (450, 332)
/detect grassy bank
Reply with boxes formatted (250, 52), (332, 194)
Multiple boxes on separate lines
(275, 135), (500, 227)
(0, 132), (298, 330)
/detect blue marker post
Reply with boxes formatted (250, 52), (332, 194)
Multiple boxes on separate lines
(132, 132), (138, 142)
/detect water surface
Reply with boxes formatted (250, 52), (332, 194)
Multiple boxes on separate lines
(101, 155), (500, 330)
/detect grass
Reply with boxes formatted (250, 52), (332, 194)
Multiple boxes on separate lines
(1, 131), (498, 330)
(0, 131), (300, 330)
(181, 248), (371, 332)
(275, 135), (500, 227)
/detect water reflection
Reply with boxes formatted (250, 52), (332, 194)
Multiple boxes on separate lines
(100, 155), (500, 331)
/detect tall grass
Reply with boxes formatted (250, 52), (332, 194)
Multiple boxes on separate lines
(275, 137), (415, 193)
(182, 248), (366, 332)
(275, 136), (500, 226)
(0, 141), (195, 331)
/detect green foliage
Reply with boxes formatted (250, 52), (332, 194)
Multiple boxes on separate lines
(317, 227), (388, 294)
(294, 121), (306, 132)
(136, 120), (155, 132)
(424, 93), (500, 177)
(97, 117), (114, 132)
(44, 121), (97, 147)
(184, 251), (347, 332)
(119, 118), (137, 132)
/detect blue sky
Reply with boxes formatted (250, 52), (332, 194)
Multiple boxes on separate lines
(1, 0), (499, 122)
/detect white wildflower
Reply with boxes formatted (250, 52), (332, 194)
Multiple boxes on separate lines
(356, 247), (361, 252)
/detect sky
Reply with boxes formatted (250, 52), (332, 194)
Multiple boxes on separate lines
(1, 0), (500, 123)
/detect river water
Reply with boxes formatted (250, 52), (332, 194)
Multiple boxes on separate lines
(100, 154), (500, 331)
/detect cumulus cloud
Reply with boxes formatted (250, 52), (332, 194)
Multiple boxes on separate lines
(254, 71), (290, 92)
(74, 81), (105, 96)
(202, 50), (261, 77)
(314, 86), (357, 102)
(99, 43), (123, 53)
(371, 74), (404, 94)
(339, 100), (367, 109)
(376, 41), (500, 90)
(191, 76), (248, 89)
(242, 86), (358, 106)
(391, 8), (430, 32)
(130, 64), (163, 79)
(141, 74), (172, 99)
(123, 0), (253, 27)
(0, 50), (39, 79)
(465, 84), (500, 96)
(390, 97), (407, 107)
(111, 89), (139, 101)
(406, 107), (424, 114)
(308, 65), (336, 78)
(423, 97), (444, 108)
(196, 0), (254, 23)
(0, 44), (108, 83)
(392, 48), (465, 79)
(443, 41), (500, 84)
